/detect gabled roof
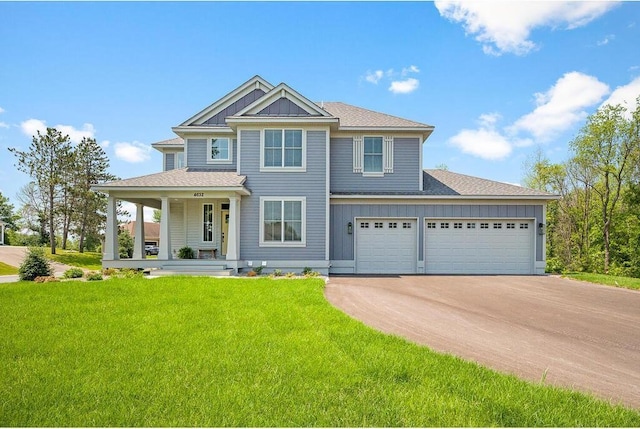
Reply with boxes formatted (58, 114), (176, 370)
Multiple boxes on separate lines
(423, 169), (555, 197)
(151, 137), (184, 149)
(94, 168), (248, 190)
(233, 82), (333, 118)
(179, 75), (274, 127)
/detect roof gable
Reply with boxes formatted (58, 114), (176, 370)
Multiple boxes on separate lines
(233, 83), (333, 118)
(180, 75), (274, 126)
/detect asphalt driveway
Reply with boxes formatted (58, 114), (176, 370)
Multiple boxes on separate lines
(325, 275), (640, 409)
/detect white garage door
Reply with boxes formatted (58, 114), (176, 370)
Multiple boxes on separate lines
(356, 218), (417, 274)
(425, 219), (534, 274)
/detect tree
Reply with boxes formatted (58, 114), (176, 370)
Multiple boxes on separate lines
(152, 209), (162, 223)
(570, 103), (637, 273)
(0, 191), (18, 231)
(72, 137), (118, 252)
(9, 128), (74, 254)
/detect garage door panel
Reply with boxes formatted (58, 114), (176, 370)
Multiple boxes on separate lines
(425, 219), (533, 275)
(356, 218), (417, 274)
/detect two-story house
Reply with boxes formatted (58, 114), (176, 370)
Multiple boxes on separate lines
(95, 75), (556, 275)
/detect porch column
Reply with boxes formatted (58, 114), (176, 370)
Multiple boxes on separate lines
(0, 222), (5, 245)
(226, 195), (240, 260)
(158, 197), (172, 260)
(132, 203), (146, 259)
(103, 196), (119, 260)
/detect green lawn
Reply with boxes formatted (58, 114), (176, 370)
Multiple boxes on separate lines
(0, 261), (18, 275)
(1, 277), (638, 427)
(564, 272), (640, 290)
(46, 249), (103, 270)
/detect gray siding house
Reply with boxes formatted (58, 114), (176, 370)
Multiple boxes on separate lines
(95, 75), (556, 275)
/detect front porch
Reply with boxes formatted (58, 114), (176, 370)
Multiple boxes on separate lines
(93, 169), (251, 275)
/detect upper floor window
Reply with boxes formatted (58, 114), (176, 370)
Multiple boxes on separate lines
(363, 137), (383, 173)
(353, 135), (393, 176)
(176, 152), (185, 169)
(261, 129), (305, 171)
(208, 138), (232, 163)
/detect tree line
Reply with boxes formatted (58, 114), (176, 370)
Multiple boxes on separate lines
(524, 97), (640, 277)
(7, 127), (119, 254)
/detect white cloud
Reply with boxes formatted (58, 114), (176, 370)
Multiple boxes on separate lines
(401, 65), (420, 76)
(435, 1), (619, 56)
(600, 76), (640, 117)
(389, 78), (420, 94)
(114, 141), (151, 163)
(508, 72), (610, 141)
(20, 118), (96, 143)
(597, 34), (615, 46)
(119, 202), (156, 222)
(448, 113), (513, 160)
(100, 140), (110, 149)
(365, 70), (384, 84)
(0, 107), (5, 114)
(0, 122), (8, 129)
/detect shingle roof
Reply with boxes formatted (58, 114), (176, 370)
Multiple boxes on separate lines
(95, 168), (246, 189)
(423, 169), (554, 197)
(319, 102), (433, 129)
(151, 137), (184, 146)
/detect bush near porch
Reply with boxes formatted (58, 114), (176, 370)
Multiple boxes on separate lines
(1, 277), (638, 427)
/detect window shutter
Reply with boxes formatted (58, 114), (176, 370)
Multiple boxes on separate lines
(383, 136), (394, 173)
(353, 136), (363, 173)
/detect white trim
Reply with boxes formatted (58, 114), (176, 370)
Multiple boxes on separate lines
(419, 139), (424, 191)
(207, 137), (233, 164)
(352, 135), (363, 173)
(234, 82), (333, 118)
(259, 196), (307, 247)
(325, 128), (331, 261)
(330, 195), (559, 202)
(259, 128), (307, 172)
(383, 136), (394, 173)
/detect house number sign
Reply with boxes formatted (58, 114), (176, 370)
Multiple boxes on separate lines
(193, 192), (205, 197)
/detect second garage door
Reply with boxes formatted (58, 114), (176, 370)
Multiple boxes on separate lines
(425, 219), (534, 274)
(356, 218), (417, 274)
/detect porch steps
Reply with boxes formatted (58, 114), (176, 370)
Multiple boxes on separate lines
(151, 269), (235, 277)
(150, 262), (234, 277)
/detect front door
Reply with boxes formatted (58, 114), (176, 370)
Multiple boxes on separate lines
(221, 210), (229, 256)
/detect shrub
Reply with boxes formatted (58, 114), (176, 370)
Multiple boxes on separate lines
(285, 272), (296, 278)
(304, 270), (320, 278)
(85, 271), (103, 281)
(247, 270), (257, 277)
(271, 269), (283, 277)
(302, 267), (312, 275)
(63, 268), (84, 279)
(254, 266), (264, 275)
(102, 268), (118, 276)
(18, 247), (53, 281)
(546, 257), (565, 274)
(177, 246), (195, 259)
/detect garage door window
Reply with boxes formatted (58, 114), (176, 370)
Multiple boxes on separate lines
(403, 222), (412, 229)
(427, 222), (436, 229)
(467, 222), (476, 229)
(520, 223), (529, 229)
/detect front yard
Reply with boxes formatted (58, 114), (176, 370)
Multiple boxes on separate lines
(1, 277), (639, 426)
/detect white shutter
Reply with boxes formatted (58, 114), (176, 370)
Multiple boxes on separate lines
(384, 136), (394, 173)
(353, 136), (363, 173)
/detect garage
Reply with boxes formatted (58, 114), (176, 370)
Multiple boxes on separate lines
(356, 218), (417, 274)
(424, 219), (534, 274)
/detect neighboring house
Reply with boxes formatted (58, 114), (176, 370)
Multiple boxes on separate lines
(120, 221), (160, 246)
(94, 75), (557, 275)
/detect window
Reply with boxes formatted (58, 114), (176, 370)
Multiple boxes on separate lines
(363, 137), (383, 173)
(360, 222), (369, 229)
(441, 222), (450, 229)
(454, 222), (463, 229)
(506, 223), (515, 229)
(427, 222), (436, 229)
(389, 222), (398, 229)
(353, 136), (393, 175)
(176, 152), (185, 168)
(260, 198), (305, 246)
(208, 138), (231, 163)
(262, 129), (304, 170)
(520, 223), (529, 229)
(403, 222), (412, 229)
(493, 223), (502, 229)
(374, 222), (384, 229)
(203, 204), (214, 242)
(480, 223), (489, 229)
(467, 222), (476, 229)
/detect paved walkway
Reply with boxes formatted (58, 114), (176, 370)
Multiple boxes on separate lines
(325, 275), (640, 409)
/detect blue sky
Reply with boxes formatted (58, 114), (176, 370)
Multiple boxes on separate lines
(1, 1), (639, 219)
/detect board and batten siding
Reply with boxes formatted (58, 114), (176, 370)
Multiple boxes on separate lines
(186, 138), (237, 169)
(169, 202), (185, 255)
(330, 203), (545, 262)
(330, 137), (421, 193)
(239, 129), (327, 261)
